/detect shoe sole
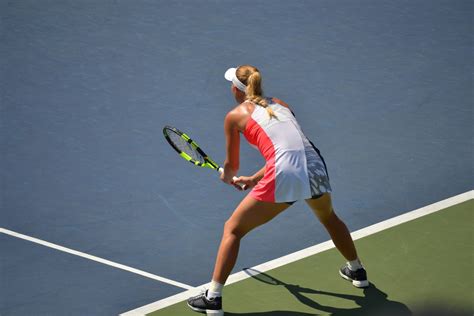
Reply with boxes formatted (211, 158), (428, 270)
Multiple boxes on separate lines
(187, 302), (224, 315)
(339, 270), (369, 288)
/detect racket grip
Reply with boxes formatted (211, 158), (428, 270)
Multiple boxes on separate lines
(218, 168), (246, 189)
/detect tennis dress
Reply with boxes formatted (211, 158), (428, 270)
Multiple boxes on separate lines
(243, 99), (332, 203)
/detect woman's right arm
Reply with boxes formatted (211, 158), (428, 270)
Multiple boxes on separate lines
(234, 165), (265, 190)
(251, 166), (266, 183)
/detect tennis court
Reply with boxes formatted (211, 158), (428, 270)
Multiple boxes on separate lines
(124, 194), (473, 315)
(1, 1), (472, 315)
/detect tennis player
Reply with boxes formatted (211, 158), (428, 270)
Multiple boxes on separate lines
(187, 65), (368, 315)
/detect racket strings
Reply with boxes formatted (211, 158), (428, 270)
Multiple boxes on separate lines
(167, 131), (206, 164)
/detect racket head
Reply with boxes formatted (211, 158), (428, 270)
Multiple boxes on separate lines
(163, 126), (219, 169)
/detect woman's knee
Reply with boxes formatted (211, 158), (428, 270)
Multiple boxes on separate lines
(318, 209), (338, 226)
(223, 219), (248, 239)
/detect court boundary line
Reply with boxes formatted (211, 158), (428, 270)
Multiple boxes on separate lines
(120, 190), (473, 315)
(0, 228), (193, 290)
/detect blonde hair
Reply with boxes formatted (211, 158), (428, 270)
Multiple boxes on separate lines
(236, 65), (277, 119)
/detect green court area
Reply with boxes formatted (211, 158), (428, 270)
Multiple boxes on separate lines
(149, 200), (473, 315)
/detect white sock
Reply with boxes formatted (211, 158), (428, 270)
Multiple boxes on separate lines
(206, 280), (223, 299)
(347, 259), (363, 271)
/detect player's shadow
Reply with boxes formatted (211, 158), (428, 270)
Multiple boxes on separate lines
(224, 268), (412, 316)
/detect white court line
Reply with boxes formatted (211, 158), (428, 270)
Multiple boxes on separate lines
(0, 228), (193, 290)
(120, 190), (473, 316)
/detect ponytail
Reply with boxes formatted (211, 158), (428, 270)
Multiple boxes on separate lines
(237, 65), (277, 119)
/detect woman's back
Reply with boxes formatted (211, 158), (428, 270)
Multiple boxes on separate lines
(243, 98), (331, 203)
(244, 97), (307, 158)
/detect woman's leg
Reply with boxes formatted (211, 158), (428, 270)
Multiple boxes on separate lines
(212, 194), (290, 284)
(305, 193), (358, 261)
(187, 195), (290, 314)
(307, 193), (369, 288)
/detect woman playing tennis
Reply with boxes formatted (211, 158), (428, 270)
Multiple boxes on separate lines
(188, 65), (368, 315)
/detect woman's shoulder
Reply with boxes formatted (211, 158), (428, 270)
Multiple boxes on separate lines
(236, 100), (256, 115)
(226, 102), (255, 132)
(270, 97), (296, 116)
(270, 97), (291, 109)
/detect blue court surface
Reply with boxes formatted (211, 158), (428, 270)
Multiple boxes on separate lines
(1, 1), (472, 315)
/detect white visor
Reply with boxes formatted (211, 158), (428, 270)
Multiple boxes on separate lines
(224, 67), (247, 92)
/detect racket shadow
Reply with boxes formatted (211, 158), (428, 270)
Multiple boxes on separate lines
(225, 312), (315, 316)
(234, 268), (412, 316)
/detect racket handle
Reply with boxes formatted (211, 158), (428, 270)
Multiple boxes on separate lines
(218, 168), (246, 189)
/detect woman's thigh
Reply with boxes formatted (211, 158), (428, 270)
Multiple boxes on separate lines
(225, 194), (291, 237)
(305, 193), (334, 222)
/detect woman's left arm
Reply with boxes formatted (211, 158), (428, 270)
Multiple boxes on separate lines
(221, 110), (240, 185)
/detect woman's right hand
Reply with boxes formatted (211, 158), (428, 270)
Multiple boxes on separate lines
(232, 176), (257, 191)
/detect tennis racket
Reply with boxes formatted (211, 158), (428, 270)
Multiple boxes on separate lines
(163, 125), (244, 188)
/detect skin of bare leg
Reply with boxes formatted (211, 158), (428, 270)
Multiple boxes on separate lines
(211, 195), (290, 284)
(305, 193), (358, 261)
